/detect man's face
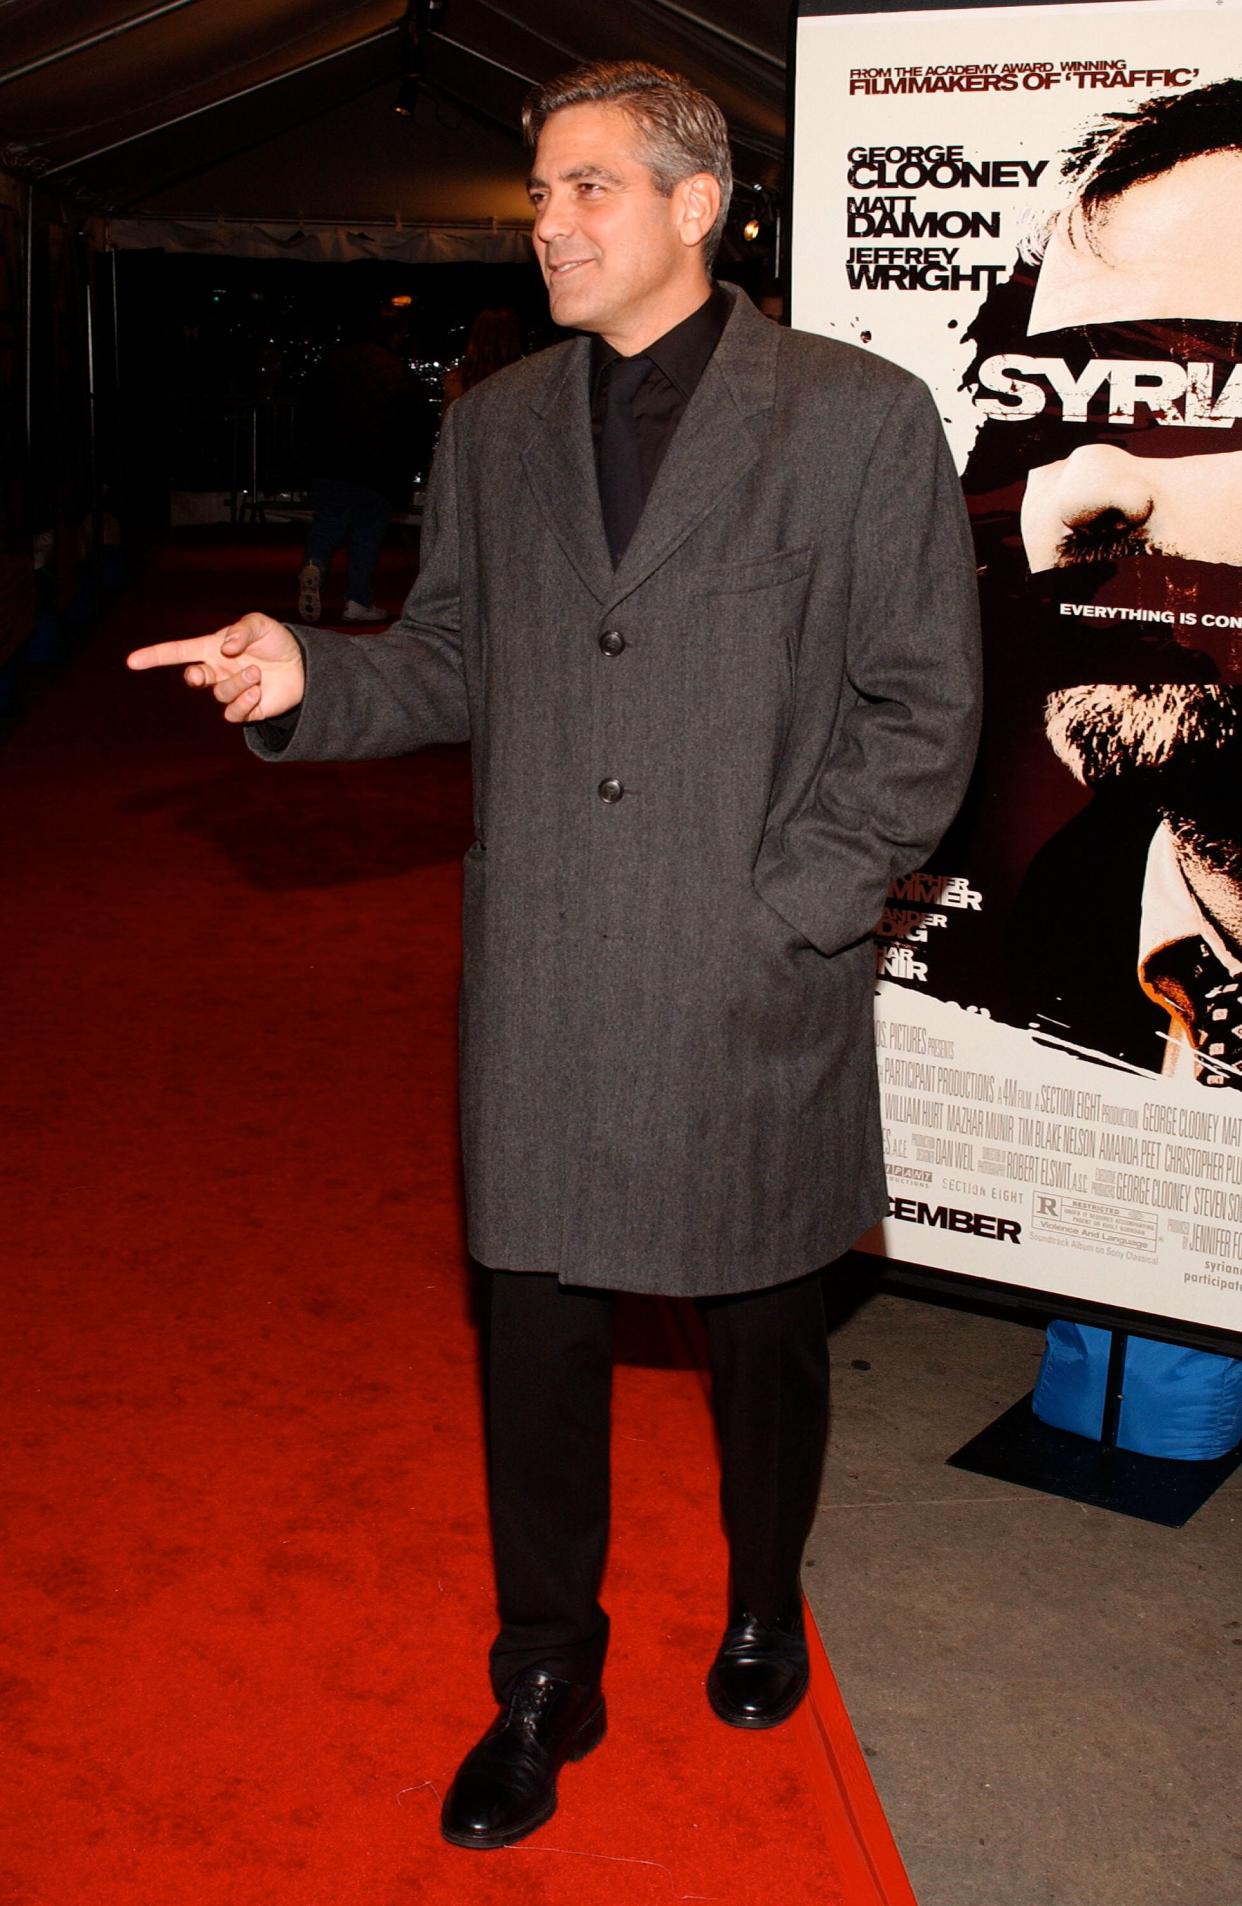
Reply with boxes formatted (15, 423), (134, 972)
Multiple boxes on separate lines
(1022, 148), (1242, 581)
(528, 103), (693, 347)
(1022, 148), (1242, 802)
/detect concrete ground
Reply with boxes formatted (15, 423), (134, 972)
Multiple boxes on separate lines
(803, 1267), (1242, 1906)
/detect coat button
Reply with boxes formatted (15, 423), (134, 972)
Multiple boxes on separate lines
(599, 629), (626, 657)
(598, 778), (624, 803)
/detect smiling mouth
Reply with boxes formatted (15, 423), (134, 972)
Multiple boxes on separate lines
(548, 259), (592, 278)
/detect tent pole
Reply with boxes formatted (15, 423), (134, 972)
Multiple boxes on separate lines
(0, 0), (203, 90)
(85, 240), (102, 614)
(630, 0), (784, 70)
(23, 188), (34, 456)
(110, 248), (125, 528)
(434, 32), (534, 88)
(110, 251), (121, 391)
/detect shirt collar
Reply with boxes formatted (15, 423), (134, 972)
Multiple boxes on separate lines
(1139, 824), (1242, 983)
(589, 281), (732, 397)
(1139, 822), (1242, 1052)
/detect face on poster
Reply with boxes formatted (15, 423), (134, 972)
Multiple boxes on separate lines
(794, 1), (1242, 1334)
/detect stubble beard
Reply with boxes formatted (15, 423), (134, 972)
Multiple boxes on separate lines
(543, 256), (600, 330)
(1044, 683), (1242, 879)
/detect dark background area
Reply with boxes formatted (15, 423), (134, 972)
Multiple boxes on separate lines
(118, 252), (547, 523)
(115, 248), (775, 530)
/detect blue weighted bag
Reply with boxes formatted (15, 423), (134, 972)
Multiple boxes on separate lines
(1033, 1320), (1242, 1461)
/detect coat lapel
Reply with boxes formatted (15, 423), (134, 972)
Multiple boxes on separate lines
(521, 336), (614, 604)
(606, 288), (778, 606)
(519, 288), (780, 608)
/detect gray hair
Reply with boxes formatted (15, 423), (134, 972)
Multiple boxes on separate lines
(522, 60), (733, 267)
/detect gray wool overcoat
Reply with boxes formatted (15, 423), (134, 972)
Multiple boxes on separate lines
(251, 286), (981, 1296)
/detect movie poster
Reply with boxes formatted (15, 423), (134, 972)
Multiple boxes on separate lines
(793, 0), (1242, 1335)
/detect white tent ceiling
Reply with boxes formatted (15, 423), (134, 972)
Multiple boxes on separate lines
(1, 0), (790, 258)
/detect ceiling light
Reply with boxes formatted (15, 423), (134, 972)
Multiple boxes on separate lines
(393, 77), (420, 116)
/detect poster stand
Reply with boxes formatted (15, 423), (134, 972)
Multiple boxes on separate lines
(946, 1330), (1242, 1528)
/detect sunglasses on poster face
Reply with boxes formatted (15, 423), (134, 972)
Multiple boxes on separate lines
(966, 318), (1242, 464)
(963, 322), (1242, 687)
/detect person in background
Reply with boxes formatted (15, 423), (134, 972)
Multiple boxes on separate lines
(297, 307), (423, 625)
(441, 306), (524, 411)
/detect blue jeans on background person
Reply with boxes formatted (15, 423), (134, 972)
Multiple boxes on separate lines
(304, 478), (393, 606)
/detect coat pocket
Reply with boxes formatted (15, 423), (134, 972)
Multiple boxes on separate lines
(686, 546), (814, 595)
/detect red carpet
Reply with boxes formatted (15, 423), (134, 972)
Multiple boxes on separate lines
(2, 538), (915, 1905)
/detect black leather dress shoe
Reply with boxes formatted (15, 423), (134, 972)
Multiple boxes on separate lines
(440, 1669), (606, 1849)
(707, 1603), (809, 1729)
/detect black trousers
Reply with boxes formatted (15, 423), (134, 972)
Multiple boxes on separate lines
(485, 1267), (830, 1699)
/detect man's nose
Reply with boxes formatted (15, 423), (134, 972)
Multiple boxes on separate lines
(1051, 443), (1154, 533)
(533, 193), (573, 247)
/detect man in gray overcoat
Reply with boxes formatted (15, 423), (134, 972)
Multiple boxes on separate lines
(130, 61), (980, 1851)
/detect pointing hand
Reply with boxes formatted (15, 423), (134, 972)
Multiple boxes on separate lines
(126, 612), (306, 723)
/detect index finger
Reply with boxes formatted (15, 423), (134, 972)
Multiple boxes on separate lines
(127, 634), (225, 671)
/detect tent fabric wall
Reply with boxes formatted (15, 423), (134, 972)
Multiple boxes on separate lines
(100, 216), (533, 266)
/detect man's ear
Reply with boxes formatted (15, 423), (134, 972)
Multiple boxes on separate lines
(677, 172), (722, 250)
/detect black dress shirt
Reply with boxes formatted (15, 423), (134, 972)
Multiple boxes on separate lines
(589, 281), (732, 511)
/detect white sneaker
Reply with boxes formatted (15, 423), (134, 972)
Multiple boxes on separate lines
(342, 600), (388, 623)
(297, 562), (322, 622)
